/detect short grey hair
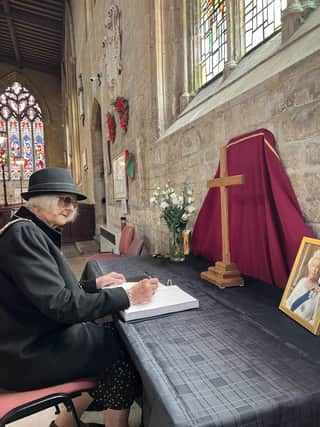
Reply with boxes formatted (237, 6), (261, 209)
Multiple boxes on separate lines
(25, 195), (78, 223)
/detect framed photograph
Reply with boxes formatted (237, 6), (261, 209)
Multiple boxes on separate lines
(112, 152), (128, 200)
(279, 237), (320, 335)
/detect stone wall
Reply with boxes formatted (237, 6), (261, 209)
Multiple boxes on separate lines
(0, 63), (64, 205)
(70, 0), (320, 254)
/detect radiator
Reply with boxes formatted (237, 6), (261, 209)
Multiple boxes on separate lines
(99, 225), (121, 254)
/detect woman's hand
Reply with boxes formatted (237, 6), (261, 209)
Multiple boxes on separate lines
(127, 278), (159, 305)
(96, 271), (126, 289)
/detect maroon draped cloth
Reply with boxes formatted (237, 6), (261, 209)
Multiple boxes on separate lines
(191, 129), (314, 288)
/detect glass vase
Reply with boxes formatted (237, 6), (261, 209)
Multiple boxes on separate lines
(169, 226), (185, 262)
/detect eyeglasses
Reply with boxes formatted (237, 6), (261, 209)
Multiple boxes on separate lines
(58, 196), (78, 208)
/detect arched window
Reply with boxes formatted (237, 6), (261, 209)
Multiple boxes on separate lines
(199, 0), (227, 85)
(198, 0), (287, 87)
(0, 81), (45, 181)
(244, 0), (287, 52)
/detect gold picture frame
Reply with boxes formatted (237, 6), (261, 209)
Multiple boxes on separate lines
(112, 152), (128, 200)
(279, 236), (320, 335)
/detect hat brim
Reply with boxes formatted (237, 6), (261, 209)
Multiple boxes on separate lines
(21, 190), (87, 201)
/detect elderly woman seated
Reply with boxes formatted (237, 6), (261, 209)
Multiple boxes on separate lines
(0, 168), (158, 427)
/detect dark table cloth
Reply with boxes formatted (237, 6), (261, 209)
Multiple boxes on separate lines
(82, 255), (320, 427)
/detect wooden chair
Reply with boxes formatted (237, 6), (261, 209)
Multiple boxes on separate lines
(126, 238), (144, 256)
(0, 378), (96, 427)
(86, 225), (135, 263)
(117, 225), (135, 255)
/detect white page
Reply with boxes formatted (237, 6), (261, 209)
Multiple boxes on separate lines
(104, 282), (199, 321)
(106, 281), (167, 290)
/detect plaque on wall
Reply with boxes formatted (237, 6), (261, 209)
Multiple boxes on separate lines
(113, 152), (127, 200)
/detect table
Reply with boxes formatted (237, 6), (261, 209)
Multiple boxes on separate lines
(82, 255), (320, 427)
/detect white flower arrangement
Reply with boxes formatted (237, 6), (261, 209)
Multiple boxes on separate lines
(150, 183), (195, 230)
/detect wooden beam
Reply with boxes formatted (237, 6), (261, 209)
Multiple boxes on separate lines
(8, 5), (64, 25)
(15, 23), (62, 40)
(0, 55), (60, 76)
(19, 37), (60, 52)
(8, 9), (63, 31)
(2, 0), (21, 68)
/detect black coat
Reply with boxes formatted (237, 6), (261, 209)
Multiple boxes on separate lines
(0, 207), (129, 390)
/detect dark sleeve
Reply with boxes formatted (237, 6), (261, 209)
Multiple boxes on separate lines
(79, 279), (98, 293)
(5, 224), (130, 324)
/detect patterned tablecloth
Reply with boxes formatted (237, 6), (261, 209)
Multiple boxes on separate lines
(82, 255), (320, 427)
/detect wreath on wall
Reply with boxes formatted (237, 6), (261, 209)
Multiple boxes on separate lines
(112, 97), (129, 133)
(106, 112), (116, 143)
(106, 97), (129, 143)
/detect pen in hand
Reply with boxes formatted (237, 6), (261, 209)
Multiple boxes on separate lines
(129, 275), (159, 305)
(144, 271), (153, 279)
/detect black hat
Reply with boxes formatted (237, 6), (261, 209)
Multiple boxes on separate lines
(21, 168), (87, 201)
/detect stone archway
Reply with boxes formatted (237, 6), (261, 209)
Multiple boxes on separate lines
(91, 99), (106, 229)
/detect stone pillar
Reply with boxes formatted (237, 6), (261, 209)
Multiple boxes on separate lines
(281, 0), (304, 43)
(180, 0), (198, 110)
(155, 0), (186, 129)
(64, 55), (81, 184)
(223, 0), (244, 79)
(224, 0), (237, 79)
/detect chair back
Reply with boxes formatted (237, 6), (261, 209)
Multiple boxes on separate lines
(119, 225), (135, 255)
(126, 238), (144, 256)
(0, 378), (96, 426)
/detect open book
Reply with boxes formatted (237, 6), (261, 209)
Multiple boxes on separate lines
(106, 282), (199, 322)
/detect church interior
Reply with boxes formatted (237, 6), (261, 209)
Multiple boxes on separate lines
(0, 0), (320, 426)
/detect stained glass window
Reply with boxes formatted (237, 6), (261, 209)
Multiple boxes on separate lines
(0, 82), (45, 181)
(245, 0), (287, 52)
(199, 0), (227, 86)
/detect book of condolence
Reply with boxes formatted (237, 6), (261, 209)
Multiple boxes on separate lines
(106, 282), (199, 322)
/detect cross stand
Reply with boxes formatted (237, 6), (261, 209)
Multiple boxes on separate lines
(200, 146), (245, 288)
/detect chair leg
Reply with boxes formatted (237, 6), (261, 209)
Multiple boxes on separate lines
(62, 396), (82, 427)
(0, 394), (83, 427)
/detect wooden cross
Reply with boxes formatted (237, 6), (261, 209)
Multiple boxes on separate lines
(200, 145), (245, 288)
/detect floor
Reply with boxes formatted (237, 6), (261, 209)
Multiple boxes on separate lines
(10, 241), (142, 427)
